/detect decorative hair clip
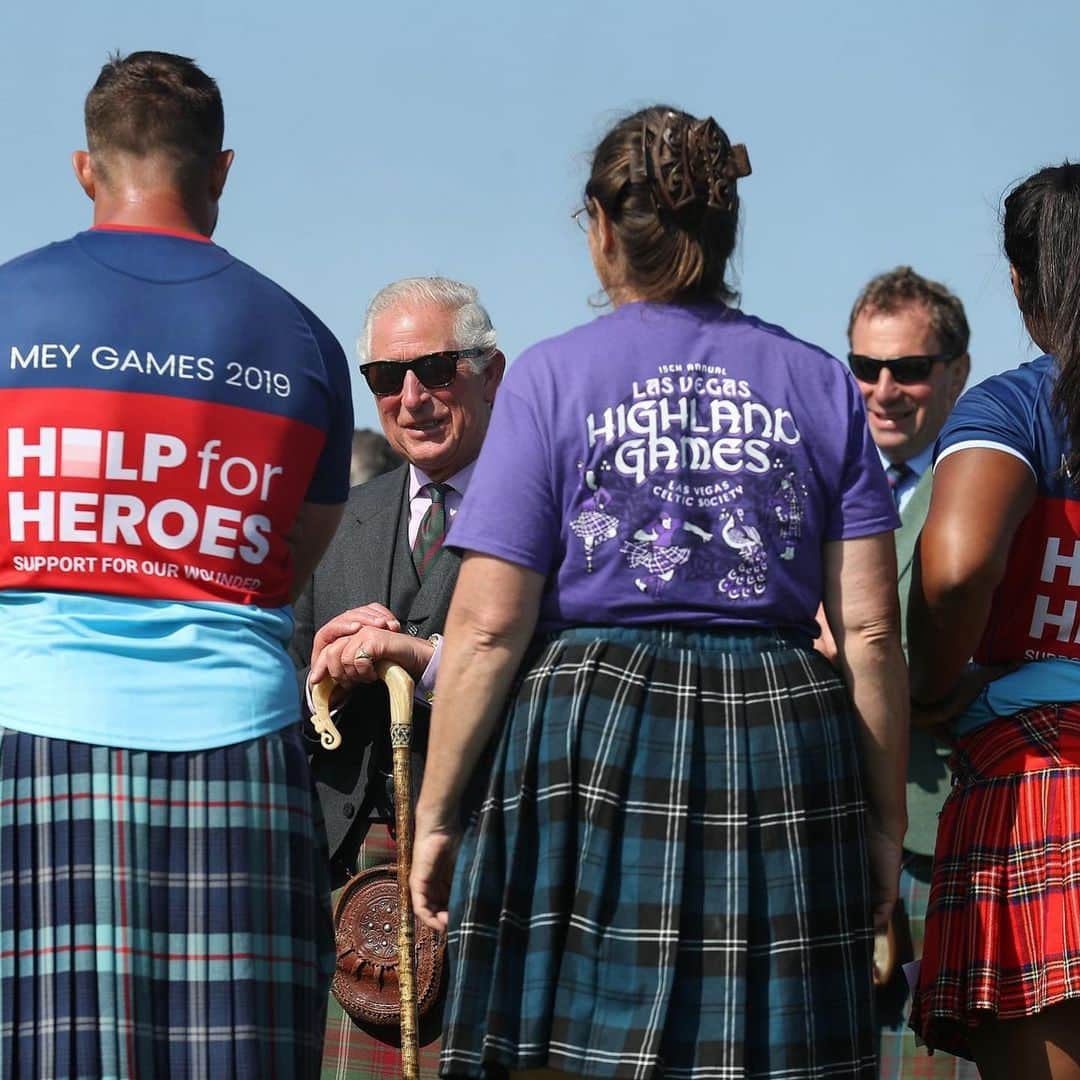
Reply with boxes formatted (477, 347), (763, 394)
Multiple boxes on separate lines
(722, 141), (752, 182)
(633, 111), (751, 216)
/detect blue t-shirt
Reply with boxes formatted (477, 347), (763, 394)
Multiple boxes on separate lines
(935, 354), (1080, 733)
(448, 303), (897, 634)
(0, 226), (353, 749)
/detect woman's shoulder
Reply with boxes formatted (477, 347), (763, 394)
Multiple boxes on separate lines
(953, 354), (1056, 417)
(731, 310), (834, 354)
(499, 307), (663, 394)
(937, 355), (1056, 470)
(512, 315), (609, 365)
(730, 310), (851, 375)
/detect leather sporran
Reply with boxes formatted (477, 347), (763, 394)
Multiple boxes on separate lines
(331, 863), (447, 1026)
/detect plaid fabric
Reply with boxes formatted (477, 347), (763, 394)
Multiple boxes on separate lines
(911, 704), (1080, 1061)
(413, 483), (450, 581)
(0, 724), (334, 1080)
(876, 854), (980, 1078)
(442, 625), (877, 1080)
(321, 824), (442, 1080)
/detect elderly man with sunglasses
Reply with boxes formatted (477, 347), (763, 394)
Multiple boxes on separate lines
(845, 266), (975, 1079)
(289, 276), (503, 1079)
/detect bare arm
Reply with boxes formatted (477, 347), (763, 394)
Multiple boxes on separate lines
(822, 532), (909, 928)
(417, 553), (544, 818)
(411, 553), (545, 928)
(907, 449), (1035, 703)
(287, 500), (344, 604)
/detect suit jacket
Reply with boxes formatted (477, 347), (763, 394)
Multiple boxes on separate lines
(896, 469), (952, 856)
(290, 465), (462, 878)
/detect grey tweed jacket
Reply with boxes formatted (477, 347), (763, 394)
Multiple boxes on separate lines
(896, 469), (952, 857)
(289, 464), (461, 877)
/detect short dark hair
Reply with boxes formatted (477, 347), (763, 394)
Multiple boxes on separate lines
(584, 105), (749, 305)
(85, 51), (223, 184)
(1005, 163), (1080, 480)
(847, 265), (970, 360)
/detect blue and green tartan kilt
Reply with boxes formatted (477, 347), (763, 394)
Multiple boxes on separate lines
(0, 724), (335, 1080)
(442, 625), (877, 1080)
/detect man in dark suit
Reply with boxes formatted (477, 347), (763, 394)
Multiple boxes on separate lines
(846, 266), (975, 1079)
(290, 276), (504, 1079)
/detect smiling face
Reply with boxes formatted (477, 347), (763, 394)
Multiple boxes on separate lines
(849, 303), (969, 465)
(368, 300), (504, 483)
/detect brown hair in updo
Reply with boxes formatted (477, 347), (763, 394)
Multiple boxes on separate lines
(585, 105), (751, 304)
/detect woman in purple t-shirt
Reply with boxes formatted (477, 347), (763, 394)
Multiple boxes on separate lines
(411, 106), (908, 1079)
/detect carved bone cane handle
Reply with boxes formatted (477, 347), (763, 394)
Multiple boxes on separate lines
(310, 676), (343, 750)
(378, 661), (420, 1080)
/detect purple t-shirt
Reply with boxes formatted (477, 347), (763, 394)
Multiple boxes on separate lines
(448, 303), (897, 634)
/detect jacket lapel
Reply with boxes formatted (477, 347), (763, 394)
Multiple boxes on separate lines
(895, 469), (933, 584)
(355, 466), (410, 611)
(389, 485), (422, 618)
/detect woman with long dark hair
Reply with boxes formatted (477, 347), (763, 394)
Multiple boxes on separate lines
(410, 106), (909, 1078)
(909, 164), (1080, 1076)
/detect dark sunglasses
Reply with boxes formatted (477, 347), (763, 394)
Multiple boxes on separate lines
(359, 348), (488, 396)
(847, 352), (956, 386)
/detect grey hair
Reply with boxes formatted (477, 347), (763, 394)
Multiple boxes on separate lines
(358, 277), (498, 369)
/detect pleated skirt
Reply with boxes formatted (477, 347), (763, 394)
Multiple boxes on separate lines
(910, 704), (1080, 1060)
(441, 625), (876, 1080)
(0, 724), (334, 1080)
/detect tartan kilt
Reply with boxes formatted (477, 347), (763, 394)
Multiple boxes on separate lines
(0, 724), (334, 1080)
(442, 625), (877, 1080)
(321, 824), (442, 1080)
(911, 704), (1080, 1061)
(875, 854), (980, 1079)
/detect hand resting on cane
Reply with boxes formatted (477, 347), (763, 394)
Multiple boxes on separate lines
(308, 601), (437, 708)
(312, 627), (436, 689)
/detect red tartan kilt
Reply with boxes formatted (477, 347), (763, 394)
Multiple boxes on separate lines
(911, 704), (1080, 1059)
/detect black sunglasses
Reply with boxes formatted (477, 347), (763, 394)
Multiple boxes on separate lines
(847, 352), (956, 386)
(359, 348), (487, 396)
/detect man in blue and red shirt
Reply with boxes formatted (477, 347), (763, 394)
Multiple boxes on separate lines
(0, 51), (352, 1078)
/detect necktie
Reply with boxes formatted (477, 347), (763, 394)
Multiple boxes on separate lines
(412, 483), (451, 580)
(885, 462), (913, 507)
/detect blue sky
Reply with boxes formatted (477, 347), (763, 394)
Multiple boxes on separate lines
(3, 0), (1077, 429)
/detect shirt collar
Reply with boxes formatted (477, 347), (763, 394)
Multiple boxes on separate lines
(408, 460), (476, 500)
(90, 223), (213, 244)
(876, 443), (934, 480)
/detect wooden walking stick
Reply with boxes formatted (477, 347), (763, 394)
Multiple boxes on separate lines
(378, 660), (420, 1080)
(311, 665), (421, 1080)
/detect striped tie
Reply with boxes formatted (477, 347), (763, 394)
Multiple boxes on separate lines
(412, 483), (451, 580)
(885, 462), (913, 507)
